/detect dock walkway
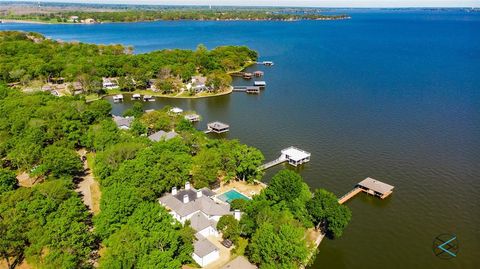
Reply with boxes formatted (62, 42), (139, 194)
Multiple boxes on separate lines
(258, 156), (287, 170)
(338, 187), (362, 204)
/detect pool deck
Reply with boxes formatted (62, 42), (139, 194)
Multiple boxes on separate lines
(214, 180), (266, 199)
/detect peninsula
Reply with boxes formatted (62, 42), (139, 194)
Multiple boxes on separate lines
(0, 31), (257, 99)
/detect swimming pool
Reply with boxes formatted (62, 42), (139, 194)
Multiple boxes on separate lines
(217, 189), (250, 204)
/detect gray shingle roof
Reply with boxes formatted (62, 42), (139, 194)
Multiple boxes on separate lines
(357, 177), (394, 195)
(194, 238), (218, 258)
(190, 212), (217, 232)
(159, 188), (230, 218)
(148, 130), (178, 142)
(112, 115), (134, 129)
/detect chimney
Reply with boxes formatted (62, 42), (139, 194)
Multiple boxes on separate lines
(234, 209), (241, 221)
(172, 187), (177, 195)
(183, 194), (189, 204)
(185, 181), (191, 190)
(196, 189), (203, 198)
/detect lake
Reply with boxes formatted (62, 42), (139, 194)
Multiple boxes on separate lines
(2, 9), (479, 268)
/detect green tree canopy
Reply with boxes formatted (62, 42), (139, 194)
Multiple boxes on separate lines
(307, 188), (352, 238)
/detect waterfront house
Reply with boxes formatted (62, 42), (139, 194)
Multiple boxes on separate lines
(191, 75), (208, 92)
(207, 122), (230, 133)
(159, 182), (241, 267)
(102, 77), (119, 90)
(68, 16), (79, 22)
(148, 130), (179, 142)
(82, 18), (96, 24)
(112, 115), (134, 130)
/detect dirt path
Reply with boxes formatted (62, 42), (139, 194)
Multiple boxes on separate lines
(76, 149), (101, 215)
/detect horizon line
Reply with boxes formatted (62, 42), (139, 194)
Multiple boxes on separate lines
(5, 1), (480, 8)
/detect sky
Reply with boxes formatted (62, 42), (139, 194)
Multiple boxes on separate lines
(8, 0), (480, 8)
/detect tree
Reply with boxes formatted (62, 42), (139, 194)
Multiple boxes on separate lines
(123, 102), (144, 118)
(206, 71), (232, 92)
(40, 145), (83, 178)
(99, 203), (193, 268)
(117, 76), (135, 92)
(307, 189), (352, 238)
(191, 148), (221, 188)
(230, 198), (249, 211)
(0, 169), (18, 194)
(264, 170), (313, 227)
(264, 170), (309, 204)
(85, 120), (119, 151)
(247, 222), (309, 268)
(217, 215), (240, 243)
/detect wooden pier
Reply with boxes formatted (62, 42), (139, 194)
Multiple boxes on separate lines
(258, 156), (287, 170)
(338, 177), (394, 204)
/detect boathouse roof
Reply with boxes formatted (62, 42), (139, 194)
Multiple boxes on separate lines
(208, 121), (229, 129)
(357, 177), (394, 195)
(281, 146), (311, 161)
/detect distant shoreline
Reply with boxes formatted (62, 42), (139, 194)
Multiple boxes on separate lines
(0, 16), (350, 25)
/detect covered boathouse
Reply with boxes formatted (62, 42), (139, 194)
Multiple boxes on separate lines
(280, 147), (311, 167)
(207, 121), (230, 133)
(357, 177), (394, 199)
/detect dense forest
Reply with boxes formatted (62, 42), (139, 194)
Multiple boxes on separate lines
(1, 8), (350, 23)
(0, 83), (352, 268)
(0, 31), (256, 94)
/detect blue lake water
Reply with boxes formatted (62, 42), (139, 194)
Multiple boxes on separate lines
(2, 9), (479, 268)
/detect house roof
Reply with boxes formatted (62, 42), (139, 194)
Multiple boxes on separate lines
(192, 75), (207, 85)
(220, 256), (257, 269)
(190, 212), (217, 232)
(148, 130), (178, 142)
(159, 188), (230, 218)
(112, 115), (134, 128)
(194, 238), (218, 258)
(357, 177), (394, 195)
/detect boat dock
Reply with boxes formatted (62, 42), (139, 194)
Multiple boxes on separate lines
(259, 147), (311, 170)
(233, 86), (261, 94)
(205, 121), (230, 134)
(338, 177), (394, 204)
(257, 61), (274, 66)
